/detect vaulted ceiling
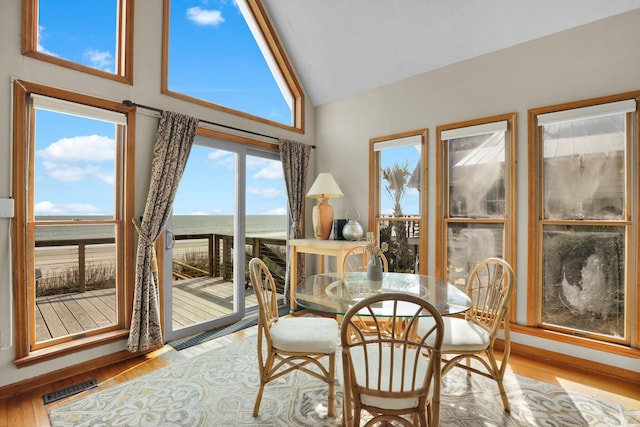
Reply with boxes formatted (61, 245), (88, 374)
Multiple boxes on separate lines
(262, 1), (640, 106)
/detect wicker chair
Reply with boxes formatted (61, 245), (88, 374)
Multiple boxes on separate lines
(342, 244), (389, 273)
(419, 257), (515, 412)
(341, 292), (444, 426)
(249, 258), (338, 417)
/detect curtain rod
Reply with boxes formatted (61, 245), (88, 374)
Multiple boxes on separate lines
(122, 100), (315, 148)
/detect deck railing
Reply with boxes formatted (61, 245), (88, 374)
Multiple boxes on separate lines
(35, 237), (115, 295)
(35, 234), (288, 296)
(173, 234), (287, 290)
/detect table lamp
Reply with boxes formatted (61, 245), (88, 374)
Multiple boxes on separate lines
(306, 173), (344, 239)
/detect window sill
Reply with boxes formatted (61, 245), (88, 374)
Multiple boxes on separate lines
(14, 329), (131, 368)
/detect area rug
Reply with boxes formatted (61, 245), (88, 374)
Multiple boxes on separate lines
(49, 334), (639, 426)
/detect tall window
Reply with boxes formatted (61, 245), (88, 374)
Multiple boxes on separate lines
(22, 0), (134, 83)
(529, 94), (638, 347)
(12, 80), (135, 362)
(163, 0), (303, 130)
(436, 114), (516, 292)
(369, 130), (427, 274)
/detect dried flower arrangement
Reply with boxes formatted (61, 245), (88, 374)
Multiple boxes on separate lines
(366, 232), (388, 258)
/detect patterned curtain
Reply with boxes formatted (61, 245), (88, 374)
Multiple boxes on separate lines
(279, 139), (312, 302)
(127, 111), (198, 352)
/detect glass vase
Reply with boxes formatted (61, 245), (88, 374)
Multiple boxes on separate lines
(367, 255), (383, 292)
(342, 209), (364, 241)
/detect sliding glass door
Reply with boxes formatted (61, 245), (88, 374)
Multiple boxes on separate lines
(163, 134), (287, 342)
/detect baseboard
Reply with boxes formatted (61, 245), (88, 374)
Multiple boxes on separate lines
(0, 349), (140, 400)
(494, 339), (640, 384)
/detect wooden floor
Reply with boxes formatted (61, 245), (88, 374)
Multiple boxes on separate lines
(1, 316), (639, 426)
(36, 277), (259, 341)
(170, 276), (258, 328)
(36, 289), (116, 341)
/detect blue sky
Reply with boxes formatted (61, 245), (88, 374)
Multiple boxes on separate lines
(379, 145), (421, 216)
(34, 0), (418, 218)
(167, 1), (292, 126)
(173, 145), (288, 216)
(34, 110), (117, 216)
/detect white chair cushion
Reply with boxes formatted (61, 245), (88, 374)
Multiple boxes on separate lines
(420, 317), (490, 352)
(347, 346), (433, 410)
(270, 317), (338, 353)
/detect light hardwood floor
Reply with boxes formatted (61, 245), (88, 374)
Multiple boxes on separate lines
(1, 320), (639, 426)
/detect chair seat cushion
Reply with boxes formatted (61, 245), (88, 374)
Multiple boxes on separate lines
(420, 317), (490, 352)
(270, 317), (338, 353)
(348, 345), (433, 410)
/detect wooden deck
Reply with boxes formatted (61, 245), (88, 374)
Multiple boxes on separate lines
(35, 277), (262, 341)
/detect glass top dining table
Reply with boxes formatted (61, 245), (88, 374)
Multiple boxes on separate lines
(293, 271), (472, 317)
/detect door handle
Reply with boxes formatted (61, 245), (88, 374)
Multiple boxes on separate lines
(165, 229), (175, 249)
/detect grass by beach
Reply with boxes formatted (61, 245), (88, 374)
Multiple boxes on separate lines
(35, 241), (211, 297)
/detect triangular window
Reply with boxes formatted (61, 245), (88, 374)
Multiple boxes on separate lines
(164, 0), (302, 130)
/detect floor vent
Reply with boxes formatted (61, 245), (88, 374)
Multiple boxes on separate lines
(43, 378), (98, 404)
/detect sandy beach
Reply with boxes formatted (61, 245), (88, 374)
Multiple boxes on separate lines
(34, 236), (286, 280)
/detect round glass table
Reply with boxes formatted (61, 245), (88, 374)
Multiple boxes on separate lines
(294, 271), (472, 317)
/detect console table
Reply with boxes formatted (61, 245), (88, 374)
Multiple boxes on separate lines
(288, 238), (365, 312)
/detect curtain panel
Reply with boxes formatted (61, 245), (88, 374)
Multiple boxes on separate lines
(128, 111), (198, 352)
(279, 139), (311, 302)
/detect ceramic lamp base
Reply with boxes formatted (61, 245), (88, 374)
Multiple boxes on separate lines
(312, 197), (334, 240)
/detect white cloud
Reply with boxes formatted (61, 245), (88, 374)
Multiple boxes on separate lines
(247, 186), (281, 198)
(34, 201), (60, 214)
(208, 149), (229, 160)
(38, 135), (115, 162)
(34, 201), (101, 215)
(43, 162), (102, 183)
(187, 7), (224, 26)
(250, 159), (283, 180)
(37, 25), (59, 57)
(265, 207), (287, 215)
(208, 149), (235, 168)
(37, 135), (115, 184)
(83, 49), (114, 72)
(94, 171), (115, 186)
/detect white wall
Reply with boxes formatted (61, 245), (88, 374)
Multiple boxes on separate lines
(311, 10), (640, 372)
(0, 1), (314, 388)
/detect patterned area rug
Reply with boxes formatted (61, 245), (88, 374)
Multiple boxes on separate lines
(49, 334), (639, 426)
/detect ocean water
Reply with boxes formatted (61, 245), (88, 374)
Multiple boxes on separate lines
(173, 215), (287, 238)
(35, 215), (287, 240)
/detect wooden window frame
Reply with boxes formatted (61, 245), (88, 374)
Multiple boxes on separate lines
(22, 0), (134, 84)
(369, 129), (428, 274)
(12, 80), (136, 366)
(161, 0), (304, 133)
(435, 113), (517, 321)
(527, 92), (640, 350)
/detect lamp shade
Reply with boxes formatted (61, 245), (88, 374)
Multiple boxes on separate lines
(306, 173), (344, 199)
